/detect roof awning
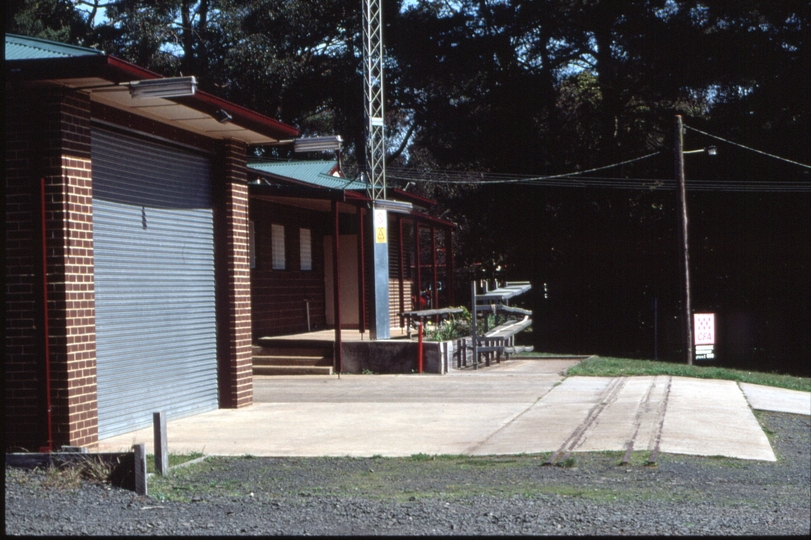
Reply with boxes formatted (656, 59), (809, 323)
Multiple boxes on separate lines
(6, 36), (299, 145)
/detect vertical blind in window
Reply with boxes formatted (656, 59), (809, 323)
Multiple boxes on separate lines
(272, 224), (285, 270)
(300, 228), (312, 271)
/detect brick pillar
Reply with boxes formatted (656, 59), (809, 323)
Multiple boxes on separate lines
(35, 86), (98, 448)
(215, 140), (253, 408)
(5, 83), (44, 451)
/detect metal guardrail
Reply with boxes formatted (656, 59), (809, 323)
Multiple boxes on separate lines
(470, 281), (533, 368)
(400, 307), (464, 339)
(399, 281), (533, 369)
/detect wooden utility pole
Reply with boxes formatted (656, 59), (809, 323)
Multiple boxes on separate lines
(674, 115), (693, 365)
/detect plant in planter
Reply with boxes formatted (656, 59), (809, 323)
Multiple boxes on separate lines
(426, 307), (472, 341)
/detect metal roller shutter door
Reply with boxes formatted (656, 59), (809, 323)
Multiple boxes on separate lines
(92, 127), (218, 439)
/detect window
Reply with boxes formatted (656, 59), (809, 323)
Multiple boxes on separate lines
(271, 224), (285, 270)
(249, 221), (256, 269)
(300, 228), (312, 271)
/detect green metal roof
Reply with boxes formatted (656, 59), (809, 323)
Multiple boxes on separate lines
(249, 160), (366, 190)
(5, 33), (103, 60)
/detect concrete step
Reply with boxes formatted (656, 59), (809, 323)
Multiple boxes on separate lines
(253, 365), (333, 376)
(253, 355), (332, 367)
(253, 347), (333, 358)
(257, 337), (334, 350)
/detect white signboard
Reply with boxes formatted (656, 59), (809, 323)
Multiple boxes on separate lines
(694, 313), (715, 360)
(694, 313), (715, 345)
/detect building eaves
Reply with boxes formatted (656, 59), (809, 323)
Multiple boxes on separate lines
(5, 34), (299, 144)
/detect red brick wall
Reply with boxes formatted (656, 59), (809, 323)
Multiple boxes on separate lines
(5, 84), (98, 450)
(249, 199), (329, 338)
(215, 140), (253, 408)
(5, 83), (45, 451)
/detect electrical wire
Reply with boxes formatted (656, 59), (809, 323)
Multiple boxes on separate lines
(387, 171), (811, 192)
(387, 132), (811, 192)
(388, 151), (662, 185)
(684, 125), (811, 169)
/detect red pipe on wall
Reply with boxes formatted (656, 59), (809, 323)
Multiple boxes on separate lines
(357, 207), (367, 335)
(418, 321), (424, 374)
(332, 200), (342, 375)
(40, 177), (53, 452)
(447, 227), (455, 306)
(415, 224), (422, 309)
(431, 225), (438, 311)
(398, 216), (405, 328)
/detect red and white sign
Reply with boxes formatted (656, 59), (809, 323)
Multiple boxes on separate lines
(694, 313), (715, 345)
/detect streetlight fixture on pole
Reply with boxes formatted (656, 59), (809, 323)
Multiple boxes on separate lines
(674, 114), (717, 365)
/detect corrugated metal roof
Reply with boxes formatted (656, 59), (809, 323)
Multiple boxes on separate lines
(5, 33), (103, 60)
(249, 160), (366, 190)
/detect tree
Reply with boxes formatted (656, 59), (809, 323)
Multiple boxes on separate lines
(6, 0), (92, 43)
(7, 0), (808, 370)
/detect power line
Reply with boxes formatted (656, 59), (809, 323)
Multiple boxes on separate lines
(389, 151), (663, 185)
(387, 140), (811, 192)
(388, 171), (811, 192)
(684, 124), (811, 169)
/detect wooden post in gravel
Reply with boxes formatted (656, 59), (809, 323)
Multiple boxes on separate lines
(133, 443), (147, 496)
(153, 411), (169, 476)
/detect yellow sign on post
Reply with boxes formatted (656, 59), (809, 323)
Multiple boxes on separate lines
(374, 208), (387, 244)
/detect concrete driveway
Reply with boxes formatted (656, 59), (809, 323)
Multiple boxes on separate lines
(96, 358), (809, 462)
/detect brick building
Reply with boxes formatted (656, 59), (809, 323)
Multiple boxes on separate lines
(5, 34), (457, 452)
(246, 160), (457, 340)
(5, 34), (299, 451)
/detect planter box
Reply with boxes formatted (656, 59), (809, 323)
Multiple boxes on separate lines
(340, 340), (443, 374)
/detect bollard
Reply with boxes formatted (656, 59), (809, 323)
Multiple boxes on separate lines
(418, 320), (424, 374)
(153, 411), (169, 476)
(133, 443), (147, 496)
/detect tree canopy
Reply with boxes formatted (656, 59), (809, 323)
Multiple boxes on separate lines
(8, 0), (809, 372)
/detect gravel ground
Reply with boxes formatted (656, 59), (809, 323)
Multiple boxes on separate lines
(6, 410), (810, 536)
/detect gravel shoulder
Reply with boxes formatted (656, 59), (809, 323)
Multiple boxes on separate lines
(6, 410), (810, 536)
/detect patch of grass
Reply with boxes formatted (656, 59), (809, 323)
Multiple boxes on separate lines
(567, 356), (811, 392)
(408, 453), (473, 462)
(81, 456), (117, 482)
(517, 352), (588, 358)
(701, 455), (749, 468)
(140, 453), (742, 506)
(148, 458), (235, 502)
(146, 451), (205, 474)
(40, 463), (84, 491)
(621, 451), (653, 466)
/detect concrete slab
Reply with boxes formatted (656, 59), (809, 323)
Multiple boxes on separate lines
(95, 359), (781, 462)
(660, 377), (775, 461)
(468, 375), (774, 461)
(469, 377), (618, 455)
(740, 382), (811, 416)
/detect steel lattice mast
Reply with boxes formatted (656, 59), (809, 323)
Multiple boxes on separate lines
(362, 0), (391, 340)
(362, 0), (386, 201)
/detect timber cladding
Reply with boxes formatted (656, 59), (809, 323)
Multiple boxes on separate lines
(249, 199), (329, 338)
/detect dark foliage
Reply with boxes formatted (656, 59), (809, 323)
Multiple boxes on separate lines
(8, 0), (809, 374)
